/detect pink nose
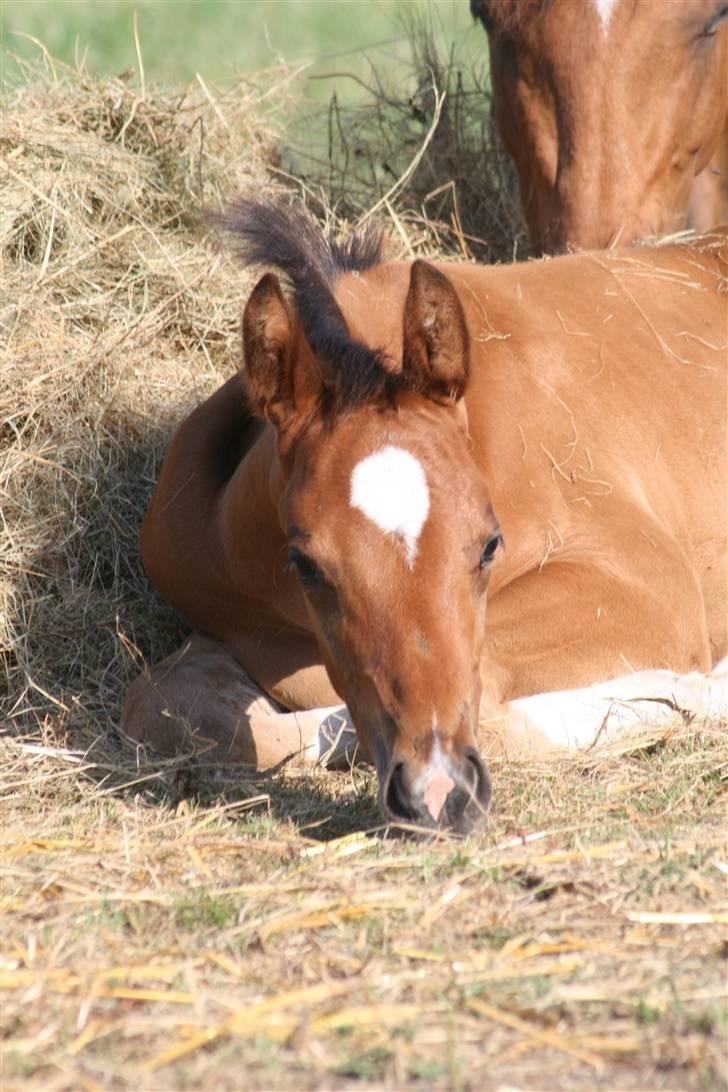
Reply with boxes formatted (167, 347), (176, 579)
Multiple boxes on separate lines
(381, 748), (492, 833)
(422, 765), (455, 822)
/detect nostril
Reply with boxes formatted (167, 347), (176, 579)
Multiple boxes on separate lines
(384, 762), (417, 821)
(382, 751), (492, 833)
(463, 746), (493, 814)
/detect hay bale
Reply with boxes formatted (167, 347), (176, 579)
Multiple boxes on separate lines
(0, 54), (287, 745)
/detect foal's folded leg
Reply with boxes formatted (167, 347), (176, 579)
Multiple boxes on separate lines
(477, 547), (724, 758)
(479, 666), (727, 759)
(120, 634), (359, 769)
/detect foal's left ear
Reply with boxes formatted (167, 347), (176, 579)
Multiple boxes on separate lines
(402, 260), (470, 403)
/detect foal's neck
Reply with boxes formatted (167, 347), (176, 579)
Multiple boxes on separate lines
(219, 424), (308, 627)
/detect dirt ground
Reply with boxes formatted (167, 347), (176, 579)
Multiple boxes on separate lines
(2, 720), (726, 1090)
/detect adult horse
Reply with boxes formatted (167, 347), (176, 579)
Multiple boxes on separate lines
(471, 0), (728, 252)
(122, 201), (727, 833)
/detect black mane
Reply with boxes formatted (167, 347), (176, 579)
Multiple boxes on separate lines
(217, 198), (395, 412)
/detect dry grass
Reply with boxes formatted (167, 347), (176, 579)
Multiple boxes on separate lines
(2, 719), (726, 1090)
(1, 50), (290, 744)
(285, 21), (527, 263)
(1, 45), (726, 1092)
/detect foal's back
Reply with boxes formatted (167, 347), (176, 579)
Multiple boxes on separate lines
(443, 234), (727, 683)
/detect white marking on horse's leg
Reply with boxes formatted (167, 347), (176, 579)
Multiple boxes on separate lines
(280, 705), (359, 767)
(712, 656), (728, 677)
(244, 704), (359, 770)
(511, 669), (728, 749)
(594, 0), (619, 32)
(350, 445), (430, 568)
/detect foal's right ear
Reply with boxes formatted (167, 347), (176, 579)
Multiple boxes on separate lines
(242, 273), (293, 427)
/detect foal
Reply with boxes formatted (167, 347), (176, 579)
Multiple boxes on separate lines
(123, 202), (727, 833)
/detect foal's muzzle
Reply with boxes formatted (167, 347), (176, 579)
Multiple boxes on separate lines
(380, 747), (492, 835)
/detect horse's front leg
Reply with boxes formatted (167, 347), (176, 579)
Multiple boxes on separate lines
(120, 633), (359, 770)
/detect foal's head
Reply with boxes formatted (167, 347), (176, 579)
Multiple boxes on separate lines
(226, 202), (500, 833)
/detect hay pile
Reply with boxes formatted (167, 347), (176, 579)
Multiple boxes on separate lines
(0, 53), (293, 745)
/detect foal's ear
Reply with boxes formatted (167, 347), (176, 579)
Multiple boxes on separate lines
(402, 260), (470, 403)
(242, 273), (294, 427)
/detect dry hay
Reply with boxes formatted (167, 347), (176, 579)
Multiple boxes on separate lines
(285, 20), (527, 263)
(0, 51), (293, 749)
(2, 719), (726, 1089)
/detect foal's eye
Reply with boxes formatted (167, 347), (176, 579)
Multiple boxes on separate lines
(479, 533), (502, 569)
(288, 549), (322, 588)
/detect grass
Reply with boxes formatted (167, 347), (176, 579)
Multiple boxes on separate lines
(2, 719), (726, 1089)
(1, 0), (482, 97)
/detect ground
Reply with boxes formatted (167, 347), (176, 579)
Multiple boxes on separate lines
(2, 719), (726, 1090)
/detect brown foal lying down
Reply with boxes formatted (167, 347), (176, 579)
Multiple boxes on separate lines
(122, 202), (727, 833)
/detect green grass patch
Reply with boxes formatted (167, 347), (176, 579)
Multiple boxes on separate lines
(1, 0), (480, 96)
